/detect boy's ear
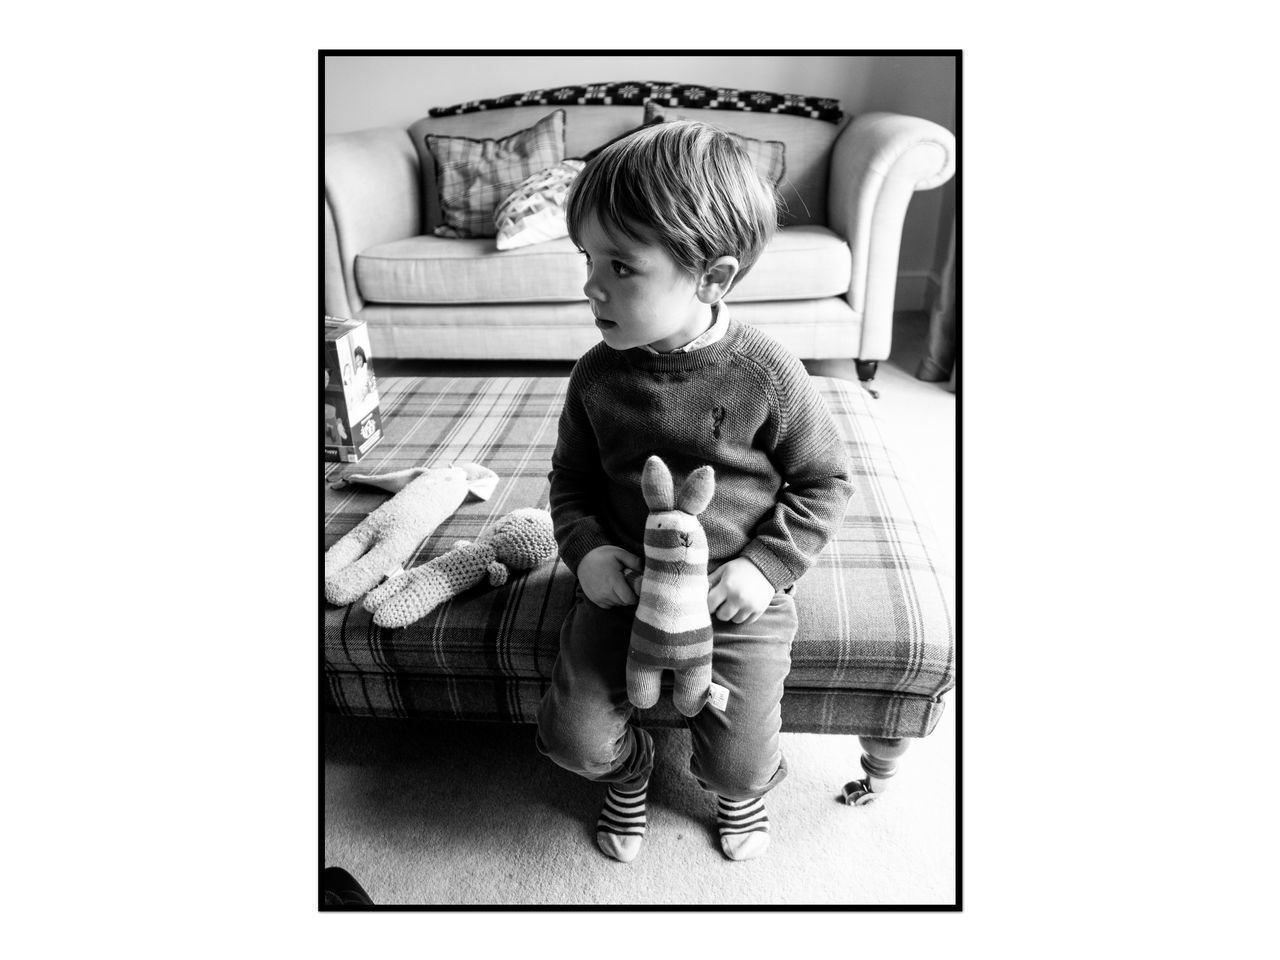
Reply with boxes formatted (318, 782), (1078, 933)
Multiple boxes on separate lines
(696, 256), (740, 304)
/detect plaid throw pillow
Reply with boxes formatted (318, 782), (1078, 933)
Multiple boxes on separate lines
(643, 102), (786, 187)
(426, 109), (567, 239)
(493, 159), (585, 250)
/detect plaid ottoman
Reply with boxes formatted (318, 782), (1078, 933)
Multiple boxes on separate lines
(324, 376), (954, 739)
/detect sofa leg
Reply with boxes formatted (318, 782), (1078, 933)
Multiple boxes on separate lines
(854, 360), (880, 399)
(841, 736), (910, 805)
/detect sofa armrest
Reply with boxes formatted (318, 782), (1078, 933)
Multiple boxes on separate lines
(324, 127), (421, 317)
(827, 112), (956, 361)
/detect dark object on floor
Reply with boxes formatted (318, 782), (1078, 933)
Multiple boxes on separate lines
(854, 359), (880, 398)
(323, 866), (374, 906)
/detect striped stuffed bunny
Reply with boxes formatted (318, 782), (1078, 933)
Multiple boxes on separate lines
(627, 455), (716, 717)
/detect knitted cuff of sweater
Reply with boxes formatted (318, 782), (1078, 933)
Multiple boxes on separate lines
(738, 541), (801, 592)
(560, 526), (615, 576)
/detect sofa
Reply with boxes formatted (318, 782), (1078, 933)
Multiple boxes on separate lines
(324, 82), (956, 382)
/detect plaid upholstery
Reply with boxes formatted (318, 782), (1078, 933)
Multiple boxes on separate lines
(426, 109), (566, 239)
(644, 102), (786, 187)
(324, 376), (955, 739)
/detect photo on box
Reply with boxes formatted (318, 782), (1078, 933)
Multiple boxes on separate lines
(339, 327), (379, 421)
(324, 316), (384, 463)
(323, 360), (348, 446)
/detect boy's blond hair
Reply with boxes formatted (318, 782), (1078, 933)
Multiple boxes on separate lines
(565, 120), (777, 291)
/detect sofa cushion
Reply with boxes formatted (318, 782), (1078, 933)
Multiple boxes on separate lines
(425, 109), (566, 239)
(649, 107), (843, 228)
(355, 225), (851, 305)
(570, 115), (664, 163)
(643, 101), (786, 187)
(494, 160), (585, 251)
(411, 107), (642, 233)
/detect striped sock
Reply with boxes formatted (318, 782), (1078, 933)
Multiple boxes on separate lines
(596, 780), (649, 863)
(716, 794), (770, 861)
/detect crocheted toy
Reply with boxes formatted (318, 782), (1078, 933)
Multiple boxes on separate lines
(363, 507), (558, 629)
(627, 455), (717, 717)
(324, 463), (498, 606)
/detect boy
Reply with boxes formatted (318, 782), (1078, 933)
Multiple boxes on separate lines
(535, 121), (854, 862)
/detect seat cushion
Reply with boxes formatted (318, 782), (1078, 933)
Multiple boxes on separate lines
(355, 225), (852, 305)
(324, 376), (954, 737)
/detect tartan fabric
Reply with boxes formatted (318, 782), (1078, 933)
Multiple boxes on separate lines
(429, 81), (843, 124)
(323, 376), (955, 739)
(643, 101), (787, 187)
(426, 109), (566, 239)
(324, 675), (945, 739)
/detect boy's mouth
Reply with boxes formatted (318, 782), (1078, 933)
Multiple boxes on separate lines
(594, 317), (617, 330)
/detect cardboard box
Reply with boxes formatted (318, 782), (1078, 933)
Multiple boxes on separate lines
(324, 316), (383, 463)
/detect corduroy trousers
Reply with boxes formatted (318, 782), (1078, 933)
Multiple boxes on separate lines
(536, 584), (797, 800)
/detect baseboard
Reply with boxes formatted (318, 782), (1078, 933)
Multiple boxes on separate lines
(895, 270), (941, 313)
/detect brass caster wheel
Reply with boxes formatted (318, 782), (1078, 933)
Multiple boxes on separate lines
(841, 778), (879, 806)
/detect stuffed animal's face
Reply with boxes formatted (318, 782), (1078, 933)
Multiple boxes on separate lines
(645, 508), (708, 570)
(492, 508), (558, 568)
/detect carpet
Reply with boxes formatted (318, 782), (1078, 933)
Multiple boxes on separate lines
(323, 702), (956, 906)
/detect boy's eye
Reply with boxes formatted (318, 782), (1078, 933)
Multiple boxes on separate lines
(579, 252), (633, 278)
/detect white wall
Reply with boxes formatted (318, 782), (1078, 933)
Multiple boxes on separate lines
(324, 54), (956, 304)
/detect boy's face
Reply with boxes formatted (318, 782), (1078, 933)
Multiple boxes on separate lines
(577, 213), (712, 352)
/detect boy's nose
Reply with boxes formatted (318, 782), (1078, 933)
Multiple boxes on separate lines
(582, 267), (607, 302)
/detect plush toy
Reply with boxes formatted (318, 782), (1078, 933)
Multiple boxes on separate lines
(324, 462), (498, 606)
(626, 455), (717, 717)
(363, 507), (558, 629)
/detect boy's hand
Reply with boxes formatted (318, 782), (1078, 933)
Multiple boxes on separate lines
(577, 545), (642, 608)
(707, 557), (774, 624)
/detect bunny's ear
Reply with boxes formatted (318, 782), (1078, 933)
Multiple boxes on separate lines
(641, 455), (675, 511)
(676, 465), (715, 516)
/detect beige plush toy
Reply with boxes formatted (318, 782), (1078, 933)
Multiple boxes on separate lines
(324, 463), (498, 606)
(362, 507), (558, 629)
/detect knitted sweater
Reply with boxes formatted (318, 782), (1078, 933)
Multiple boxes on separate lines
(550, 315), (854, 589)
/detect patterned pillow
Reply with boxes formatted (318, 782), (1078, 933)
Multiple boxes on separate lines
(493, 159), (585, 250)
(643, 102), (786, 187)
(425, 109), (567, 239)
